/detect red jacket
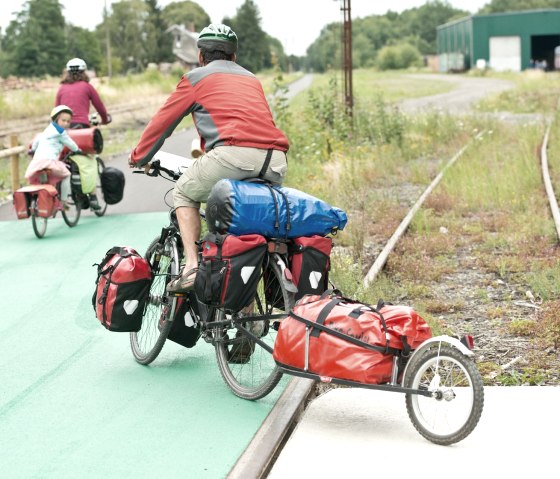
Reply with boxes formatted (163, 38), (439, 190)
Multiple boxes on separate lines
(130, 60), (289, 166)
(55, 81), (109, 126)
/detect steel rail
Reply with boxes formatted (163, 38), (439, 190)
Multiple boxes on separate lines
(540, 121), (560, 242)
(363, 130), (485, 287)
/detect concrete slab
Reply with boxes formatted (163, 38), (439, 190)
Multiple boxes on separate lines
(268, 386), (559, 478)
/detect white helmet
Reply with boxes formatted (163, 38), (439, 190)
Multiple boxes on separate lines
(51, 105), (73, 120)
(66, 57), (87, 72)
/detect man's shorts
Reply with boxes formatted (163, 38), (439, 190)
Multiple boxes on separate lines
(173, 145), (288, 208)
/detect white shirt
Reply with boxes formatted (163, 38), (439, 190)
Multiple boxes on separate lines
(32, 122), (79, 161)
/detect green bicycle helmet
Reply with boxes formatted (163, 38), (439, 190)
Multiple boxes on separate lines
(197, 23), (238, 54)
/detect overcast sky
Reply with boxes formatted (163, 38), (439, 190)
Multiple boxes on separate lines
(0, 0), (489, 56)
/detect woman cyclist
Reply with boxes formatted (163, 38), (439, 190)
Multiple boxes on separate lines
(55, 58), (111, 129)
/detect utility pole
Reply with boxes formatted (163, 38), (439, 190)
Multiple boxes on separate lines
(104, 0), (112, 78)
(341, 0), (353, 116)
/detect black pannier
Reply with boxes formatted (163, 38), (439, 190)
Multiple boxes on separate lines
(194, 233), (267, 312)
(167, 292), (202, 348)
(100, 166), (125, 204)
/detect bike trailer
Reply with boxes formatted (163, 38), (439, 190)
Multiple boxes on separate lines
(273, 292), (432, 384)
(205, 179), (347, 238)
(92, 246), (153, 332)
(194, 233), (267, 312)
(13, 184), (58, 219)
(289, 236), (332, 300)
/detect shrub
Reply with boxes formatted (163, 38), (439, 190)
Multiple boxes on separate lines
(376, 43), (423, 70)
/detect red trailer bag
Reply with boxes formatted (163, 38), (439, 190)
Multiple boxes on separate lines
(13, 185), (58, 219)
(289, 236), (332, 300)
(273, 292), (432, 384)
(194, 233), (267, 312)
(92, 246), (153, 332)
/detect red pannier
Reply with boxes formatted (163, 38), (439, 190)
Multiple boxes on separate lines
(273, 292), (432, 384)
(289, 236), (332, 300)
(92, 246), (153, 332)
(13, 185), (58, 219)
(194, 233), (267, 312)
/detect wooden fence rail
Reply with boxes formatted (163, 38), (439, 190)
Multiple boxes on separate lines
(0, 135), (25, 194)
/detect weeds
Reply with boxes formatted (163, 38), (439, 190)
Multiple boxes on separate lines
(536, 300), (560, 350)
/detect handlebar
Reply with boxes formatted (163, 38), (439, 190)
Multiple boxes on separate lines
(132, 160), (181, 181)
(89, 112), (112, 126)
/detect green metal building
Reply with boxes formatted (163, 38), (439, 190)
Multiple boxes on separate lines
(437, 9), (560, 72)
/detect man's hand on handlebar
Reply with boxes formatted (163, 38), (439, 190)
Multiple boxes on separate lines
(128, 153), (137, 168)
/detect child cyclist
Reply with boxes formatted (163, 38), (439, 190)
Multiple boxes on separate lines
(24, 105), (85, 208)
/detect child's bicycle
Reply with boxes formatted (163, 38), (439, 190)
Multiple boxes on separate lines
(131, 158), (484, 445)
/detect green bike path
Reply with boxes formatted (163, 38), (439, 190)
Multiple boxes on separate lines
(0, 213), (286, 478)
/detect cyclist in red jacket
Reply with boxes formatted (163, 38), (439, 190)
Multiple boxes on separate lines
(55, 58), (111, 129)
(129, 23), (289, 293)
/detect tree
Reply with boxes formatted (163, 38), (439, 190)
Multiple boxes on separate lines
(305, 23), (341, 72)
(304, 1), (469, 71)
(161, 1), (210, 31)
(400, 1), (469, 54)
(66, 25), (103, 73)
(2, 0), (67, 77)
(265, 35), (288, 71)
(478, 0), (560, 13)
(144, 0), (174, 64)
(223, 0), (270, 72)
(99, 0), (148, 73)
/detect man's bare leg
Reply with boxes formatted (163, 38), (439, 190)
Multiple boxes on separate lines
(168, 206), (200, 291)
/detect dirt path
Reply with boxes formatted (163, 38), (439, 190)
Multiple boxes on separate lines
(399, 74), (513, 112)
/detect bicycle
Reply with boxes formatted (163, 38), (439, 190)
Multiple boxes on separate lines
(16, 113), (110, 238)
(130, 159), (295, 400)
(130, 159), (484, 445)
(20, 153), (107, 239)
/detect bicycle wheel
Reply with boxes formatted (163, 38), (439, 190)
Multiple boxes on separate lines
(404, 345), (484, 445)
(93, 157), (108, 217)
(130, 236), (179, 364)
(31, 197), (47, 238)
(61, 195), (81, 227)
(214, 257), (294, 400)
